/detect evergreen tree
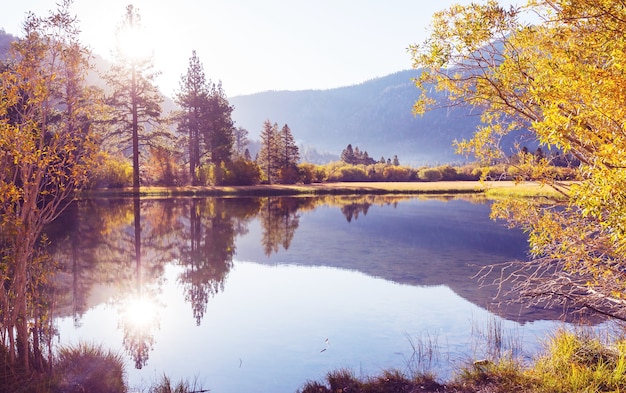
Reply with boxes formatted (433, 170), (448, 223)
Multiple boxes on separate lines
(203, 81), (234, 166)
(258, 120), (280, 184)
(393, 155), (400, 166)
(362, 150), (373, 165)
(353, 146), (362, 164)
(175, 50), (208, 185)
(341, 144), (356, 164)
(104, 5), (163, 188)
(279, 124), (299, 167)
(277, 124), (300, 184)
(233, 126), (250, 158)
(176, 51), (235, 185)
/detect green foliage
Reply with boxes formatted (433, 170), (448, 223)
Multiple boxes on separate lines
(221, 158), (261, 186)
(532, 329), (626, 393)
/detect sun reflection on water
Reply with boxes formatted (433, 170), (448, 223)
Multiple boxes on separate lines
(118, 293), (161, 369)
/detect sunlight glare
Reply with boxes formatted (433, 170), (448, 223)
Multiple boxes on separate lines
(122, 295), (159, 329)
(117, 26), (152, 62)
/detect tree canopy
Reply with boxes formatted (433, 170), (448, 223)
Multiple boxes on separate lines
(0, 0), (98, 370)
(411, 0), (626, 320)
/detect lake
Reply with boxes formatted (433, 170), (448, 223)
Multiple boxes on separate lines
(47, 195), (590, 392)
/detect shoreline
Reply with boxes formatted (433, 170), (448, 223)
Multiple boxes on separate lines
(79, 180), (563, 199)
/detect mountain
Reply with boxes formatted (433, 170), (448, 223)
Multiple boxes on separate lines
(231, 70), (489, 166)
(0, 28), (531, 165)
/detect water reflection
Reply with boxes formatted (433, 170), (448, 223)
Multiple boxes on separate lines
(44, 195), (597, 389)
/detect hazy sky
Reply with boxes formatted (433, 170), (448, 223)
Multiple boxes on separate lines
(0, 0), (520, 97)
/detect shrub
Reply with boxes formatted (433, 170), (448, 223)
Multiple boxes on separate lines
(53, 342), (126, 393)
(437, 165), (458, 181)
(148, 375), (205, 393)
(89, 153), (132, 188)
(418, 167), (443, 182)
(279, 166), (300, 184)
(531, 329), (626, 393)
(327, 165), (369, 182)
(221, 159), (261, 186)
(382, 165), (413, 181)
(298, 163), (326, 184)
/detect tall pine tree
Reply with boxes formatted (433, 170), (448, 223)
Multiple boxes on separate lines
(278, 124), (299, 183)
(258, 120), (280, 184)
(175, 50), (208, 185)
(176, 51), (235, 185)
(104, 5), (162, 188)
(204, 81), (234, 166)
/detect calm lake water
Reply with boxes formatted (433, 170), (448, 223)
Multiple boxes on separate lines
(47, 195), (591, 392)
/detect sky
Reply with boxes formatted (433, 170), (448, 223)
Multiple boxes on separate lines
(0, 0), (520, 97)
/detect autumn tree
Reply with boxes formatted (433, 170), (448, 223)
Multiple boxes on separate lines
(411, 0), (626, 320)
(0, 1), (98, 370)
(104, 4), (163, 189)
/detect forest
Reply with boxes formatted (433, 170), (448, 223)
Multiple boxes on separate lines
(4, 0), (626, 392)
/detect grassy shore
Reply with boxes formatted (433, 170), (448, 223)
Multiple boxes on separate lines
(81, 180), (567, 199)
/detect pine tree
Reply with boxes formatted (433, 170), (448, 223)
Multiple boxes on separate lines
(341, 144), (355, 164)
(175, 50), (207, 185)
(277, 124), (300, 184)
(278, 125), (296, 165)
(203, 81), (234, 166)
(233, 126), (250, 158)
(104, 5), (162, 188)
(258, 120), (280, 184)
(176, 51), (235, 185)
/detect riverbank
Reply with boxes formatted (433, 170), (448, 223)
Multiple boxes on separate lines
(81, 180), (566, 198)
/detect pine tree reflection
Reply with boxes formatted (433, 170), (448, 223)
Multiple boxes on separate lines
(259, 197), (308, 255)
(117, 197), (161, 369)
(177, 198), (259, 325)
(340, 202), (371, 222)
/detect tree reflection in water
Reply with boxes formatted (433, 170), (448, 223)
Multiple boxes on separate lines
(43, 195), (416, 369)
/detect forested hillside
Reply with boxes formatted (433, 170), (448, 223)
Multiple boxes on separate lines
(231, 70), (533, 165)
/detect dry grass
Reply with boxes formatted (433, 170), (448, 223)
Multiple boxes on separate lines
(81, 181), (563, 198)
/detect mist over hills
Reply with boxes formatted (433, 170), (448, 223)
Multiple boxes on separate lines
(230, 70), (485, 165)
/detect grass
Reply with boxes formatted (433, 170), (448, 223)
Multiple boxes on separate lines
(53, 342), (126, 393)
(297, 325), (626, 393)
(80, 180), (564, 199)
(3, 325), (624, 392)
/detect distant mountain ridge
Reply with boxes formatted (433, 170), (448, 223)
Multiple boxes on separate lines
(231, 70), (487, 165)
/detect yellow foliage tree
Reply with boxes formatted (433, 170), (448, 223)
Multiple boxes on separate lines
(0, 1), (98, 370)
(411, 0), (626, 320)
